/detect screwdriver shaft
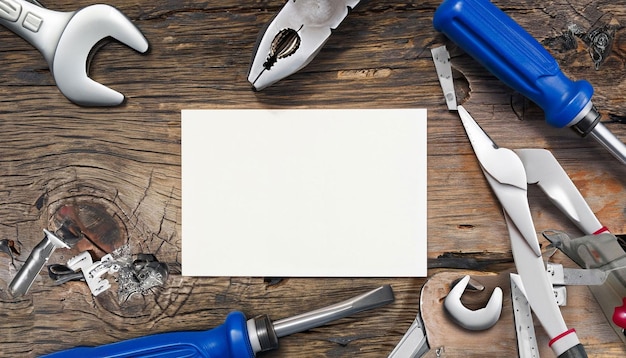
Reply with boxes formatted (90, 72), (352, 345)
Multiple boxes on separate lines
(589, 122), (626, 165)
(273, 285), (394, 338)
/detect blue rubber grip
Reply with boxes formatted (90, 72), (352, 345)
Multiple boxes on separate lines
(433, 0), (594, 128)
(41, 311), (255, 358)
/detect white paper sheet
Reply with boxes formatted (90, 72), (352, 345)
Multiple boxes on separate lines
(182, 109), (427, 277)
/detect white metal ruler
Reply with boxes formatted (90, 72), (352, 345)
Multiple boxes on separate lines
(510, 273), (540, 358)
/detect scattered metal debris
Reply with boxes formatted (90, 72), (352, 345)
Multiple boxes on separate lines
(66, 251), (120, 296)
(542, 21), (616, 70)
(117, 253), (168, 303)
(47, 244), (168, 303)
(567, 23), (615, 70)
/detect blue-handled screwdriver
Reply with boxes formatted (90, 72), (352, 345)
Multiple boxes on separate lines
(42, 285), (394, 358)
(433, 0), (626, 165)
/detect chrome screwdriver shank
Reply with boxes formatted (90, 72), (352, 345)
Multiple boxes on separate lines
(273, 285), (394, 338)
(589, 122), (626, 165)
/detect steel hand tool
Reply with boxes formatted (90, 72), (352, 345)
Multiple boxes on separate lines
(443, 275), (502, 331)
(544, 230), (626, 344)
(388, 283), (429, 358)
(457, 105), (587, 357)
(248, 0), (360, 90)
(546, 263), (609, 286)
(434, 0), (626, 165)
(8, 228), (79, 297)
(0, 0), (149, 106)
(43, 285), (394, 357)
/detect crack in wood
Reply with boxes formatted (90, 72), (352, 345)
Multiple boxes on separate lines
(428, 251), (513, 271)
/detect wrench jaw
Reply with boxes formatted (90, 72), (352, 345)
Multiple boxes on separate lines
(52, 5), (149, 106)
(443, 275), (503, 331)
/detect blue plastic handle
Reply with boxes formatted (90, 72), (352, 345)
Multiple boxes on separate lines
(41, 311), (255, 358)
(433, 0), (594, 128)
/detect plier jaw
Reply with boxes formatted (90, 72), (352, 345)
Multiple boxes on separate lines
(457, 105), (542, 257)
(247, 0), (360, 91)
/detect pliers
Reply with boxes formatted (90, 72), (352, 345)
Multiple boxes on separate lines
(0, 0), (149, 106)
(457, 105), (599, 357)
(247, 0), (360, 91)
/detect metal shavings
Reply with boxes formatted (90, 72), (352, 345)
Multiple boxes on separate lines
(46, 246), (168, 302)
(117, 253), (168, 303)
(567, 23), (615, 70)
(48, 244), (129, 288)
(585, 25), (614, 70)
(263, 28), (301, 70)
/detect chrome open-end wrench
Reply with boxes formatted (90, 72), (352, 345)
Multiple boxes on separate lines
(0, 0), (149, 106)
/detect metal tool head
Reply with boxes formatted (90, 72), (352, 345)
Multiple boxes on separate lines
(443, 275), (502, 331)
(8, 229), (71, 297)
(248, 0), (360, 90)
(0, 1), (148, 106)
(51, 4), (149, 106)
(515, 148), (606, 235)
(388, 313), (429, 358)
(457, 106), (541, 257)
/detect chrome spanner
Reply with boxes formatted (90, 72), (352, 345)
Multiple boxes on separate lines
(0, 0), (149, 106)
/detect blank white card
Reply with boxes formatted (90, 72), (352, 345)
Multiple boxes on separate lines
(182, 109), (427, 277)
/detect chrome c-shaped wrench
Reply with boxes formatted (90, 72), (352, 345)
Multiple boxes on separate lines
(443, 275), (503, 331)
(0, 0), (149, 106)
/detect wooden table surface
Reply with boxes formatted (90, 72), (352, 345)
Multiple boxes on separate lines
(1, 0), (625, 357)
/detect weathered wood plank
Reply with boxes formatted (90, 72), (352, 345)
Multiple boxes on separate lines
(0, 0), (624, 357)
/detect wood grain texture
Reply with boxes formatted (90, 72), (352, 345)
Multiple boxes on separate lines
(0, 0), (624, 357)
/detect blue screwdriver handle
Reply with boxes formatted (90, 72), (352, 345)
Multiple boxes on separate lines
(433, 0), (594, 129)
(41, 311), (256, 358)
